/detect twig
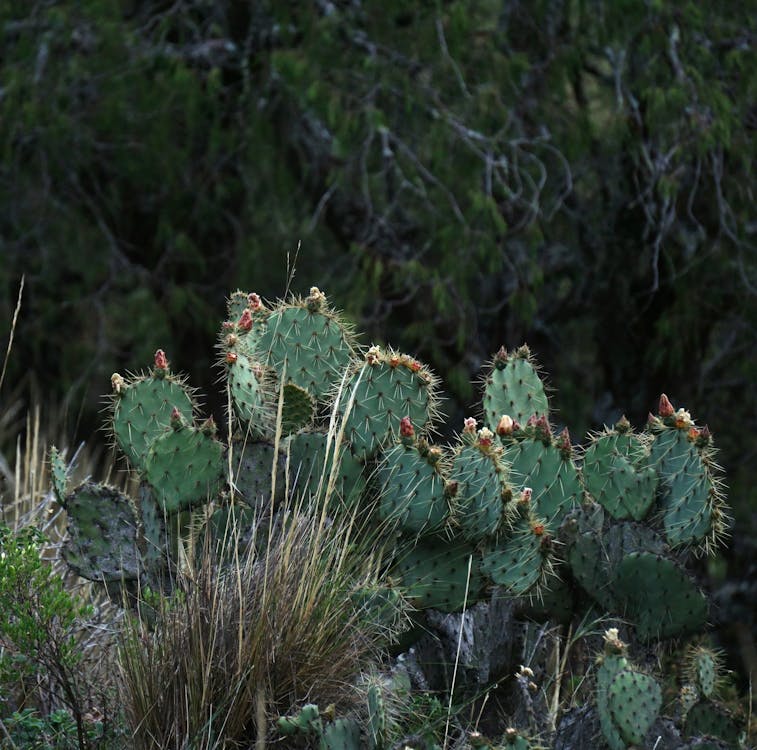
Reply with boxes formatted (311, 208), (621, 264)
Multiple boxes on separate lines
(0, 275), (24, 396)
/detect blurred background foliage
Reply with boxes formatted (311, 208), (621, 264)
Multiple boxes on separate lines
(1, 0), (755, 538)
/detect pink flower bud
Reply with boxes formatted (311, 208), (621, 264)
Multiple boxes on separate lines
(154, 349), (169, 370)
(496, 415), (514, 436)
(658, 393), (675, 417)
(463, 417), (477, 434)
(248, 292), (262, 310)
(226, 351), (238, 364)
(399, 416), (414, 438)
(237, 309), (253, 332)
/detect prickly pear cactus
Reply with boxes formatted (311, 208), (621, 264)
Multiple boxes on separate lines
(596, 629), (661, 750)
(49, 445), (68, 505)
(483, 345), (549, 430)
(110, 350), (195, 472)
(582, 418), (657, 521)
(338, 346), (438, 461)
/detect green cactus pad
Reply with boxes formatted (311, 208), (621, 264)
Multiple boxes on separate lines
(613, 551), (707, 639)
(583, 429), (658, 521)
(483, 346), (549, 429)
(367, 682), (386, 750)
(134, 482), (168, 574)
(62, 481), (140, 582)
(597, 651), (630, 750)
(257, 290), (355, 401)
(321, 718), (363, 750)
(111, 373), (195, 472)
(503, 438), (582, 530)
(377, 442), (448, 535)
(338, 348), (437, 461)
(649, 427), (717, 548)
(684, 701), (741, 744)
(277, 703), (322, 736)
(608, 669), (661, 746)
(226, 351), (269, 432)
(449, 443), (510, 541)
(287, 431), (365, 506)
(49, 445), (68, 505)
(145, 423), (225, 513)
(394, 539), (483, 612)
(502, 732), (532, 750)
(481, 513), (554, 596)
(280, 382), (316, 433)
(568, 531), (615, 610)
(229, 439), (286, 509)
(687, 647), (719, 699)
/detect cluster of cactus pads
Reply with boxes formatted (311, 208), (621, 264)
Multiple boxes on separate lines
(50, 286), (741, 747)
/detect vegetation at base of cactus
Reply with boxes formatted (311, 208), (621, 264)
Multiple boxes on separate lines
(393, 538), (483, 613)
(255, 287), (357, 403)
(501, 431), (581, 531)
(684, 701), (742, 745)
(482, 346), (549, 430)
(61, 481), (141, 582)
(338, 346), (439, 461)
(110, 361), (196, 472)
(144, 420), (225, 514)
(376, 437), (449, 535)
(582, 424), (657, 522)
(201, 504), (257, 560)
(449, 430), (512, 542)
(613, 551), (708, 640)
(480, 514), (555, 597)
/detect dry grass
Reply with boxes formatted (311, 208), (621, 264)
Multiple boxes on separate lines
(118, 494), (398, 750)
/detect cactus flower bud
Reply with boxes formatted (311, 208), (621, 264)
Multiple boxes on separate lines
(496, 414), (514, 436)
(519, 487), (532, 505)
(237, 308), (253, 331)
(154, 349), (169, 370)
(200, 416), (217, 436)
(477, 427), (494, 447)
(463, 417), (477, 434)
(111, 372), (125, 395)
(225, 333), (238, 347)
(494, 345), (508, 369)
(226, 351), (238, 364)
(557, 426), (571, 455)
(687, 426), (700, 442)
(615, 415), (631, 433)
(408, 359), (422, 373)
(531, 522), (545, 536)
(399, 416), (414, 438)
(248, 292), (262, 310)
(674, 407), (693, 429)
(366, 345), (381, 365)
(306, 286), (326, 311)
(222, 321), (235, 330)
(170, 406), (183, 429)
(388, 353), (400, 368)
(658, 393), (675, 417)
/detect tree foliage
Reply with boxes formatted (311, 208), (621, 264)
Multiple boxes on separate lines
(1, 1), (755, 520)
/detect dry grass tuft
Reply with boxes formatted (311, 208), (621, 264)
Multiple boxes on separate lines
(118, 496), (399, 750)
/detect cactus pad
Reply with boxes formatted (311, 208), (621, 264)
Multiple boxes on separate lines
(62, 481), (141, 582)
(583, 427), (657, 521)
(483, 345), (549, 429)
(394, 539), (483, 612)
(49, 445), (68, 505)
(613, 551), (707, 639)
(607, 669), (661, 746)
(111, 371), (194, 472)
(229, 439), (286, 509)
(145, 422), (225, 513)
(338, 347), (437, 461)
(376, 440), (448, 535)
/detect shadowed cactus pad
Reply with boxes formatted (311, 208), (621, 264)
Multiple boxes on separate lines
(394, 539), (483, 613)
(62, 482), (141, 582)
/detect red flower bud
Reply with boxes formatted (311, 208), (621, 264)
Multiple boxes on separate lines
(399, 416), (414, 438)
(226, 351), (238, 364)
(154, 349), (169, 370)
(248, 292), (262, 310)
(238, 309), (253, 332)
(658, 393), (675, 417)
